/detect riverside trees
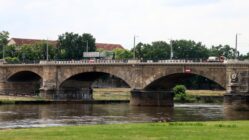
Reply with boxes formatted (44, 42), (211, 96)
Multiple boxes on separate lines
(1, 30), (248, 61)
(57, 32), (96, 60)
(131, 40), (240, 61)
(0, 31), (96, 62)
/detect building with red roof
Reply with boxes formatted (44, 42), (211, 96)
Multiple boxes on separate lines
(8, 38), (58, 46)
(8, 38), (124, 51)
(96, 43), (124, 51)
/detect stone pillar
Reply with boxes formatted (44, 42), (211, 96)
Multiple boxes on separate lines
(39, 66), (58, 100)
(40, 88), (56, 100)
(0, 67), (6, 94)
(130, 89), (174, 107)
(224, 67), (249, 111)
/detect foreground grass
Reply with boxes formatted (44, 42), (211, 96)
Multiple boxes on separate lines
(0, 121), (248, 140)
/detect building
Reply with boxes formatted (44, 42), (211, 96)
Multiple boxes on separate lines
(8, 38), (124, 51)
(8, 38), (57, 47)
(95, 43), (124, 51)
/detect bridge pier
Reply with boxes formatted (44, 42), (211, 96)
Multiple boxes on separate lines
(224, 93), (249, 111)
(130, 89), (174, 107)
(39, 88), (56, 100)
(40, 88), (93, 101)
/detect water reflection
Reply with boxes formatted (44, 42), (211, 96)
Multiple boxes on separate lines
(0, 103), (249, 128)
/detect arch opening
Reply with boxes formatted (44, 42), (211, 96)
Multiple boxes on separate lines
(6, 71), (42, 96)
(145, 73), (225, 91)
(58, 72), (130, 100)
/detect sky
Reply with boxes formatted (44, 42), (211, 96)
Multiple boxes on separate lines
(1, 0), (249, 53)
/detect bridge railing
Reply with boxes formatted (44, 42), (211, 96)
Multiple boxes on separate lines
(39, 59), (221, 64)
(2, 59), (249, 65)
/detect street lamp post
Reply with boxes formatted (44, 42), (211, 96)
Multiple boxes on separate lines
(84, 40), (89, 52)
(2, 45), (4, 60)
(168, 39), (173, 60)
(235, 33), (241, 59)
(133, 35), (138, 60)
(46, 38), (49, 61)
(170, 40), (173, 60)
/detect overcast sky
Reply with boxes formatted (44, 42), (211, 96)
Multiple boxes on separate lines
(1, 0), (249, 53)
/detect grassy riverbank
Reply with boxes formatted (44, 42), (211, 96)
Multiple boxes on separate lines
(0, 121), (248, 140)
(93, 88), (225, 102)
(0, 95), (45, 104)
(93, 88), (130, 100)
(0, 88), (225, 104)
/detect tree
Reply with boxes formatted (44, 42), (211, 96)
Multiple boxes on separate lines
(239, 52), (249, 60)
(82, 33), (96, 52)
(5, 45), (17, 58)
(113, 48), (133, 59)
(58, 32), (96, 60)
(18, 45), (34, 61)
(172, 40), (209, 60)
(209, 45), (235, 59)
(0, 31), (9, 58)
(131, 42), (144, 59)
(132, 41), (170, 61)
(32, 42), (56, 60)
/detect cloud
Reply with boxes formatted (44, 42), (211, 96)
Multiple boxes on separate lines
(163, 0), (219, 7)
(0, 0), (249, 53)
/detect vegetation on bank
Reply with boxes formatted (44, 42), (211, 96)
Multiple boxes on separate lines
(0, 95), (45, 104)
(172, 85), (224, 103)
(0, 88), (225, 104)
(0, 121), (248, 140)
(93, 88), (130, 100)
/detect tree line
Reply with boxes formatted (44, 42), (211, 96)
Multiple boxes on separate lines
(115, 40), (249, 61)
(0, 31), (96, 63)
(1, 31), (249, 63)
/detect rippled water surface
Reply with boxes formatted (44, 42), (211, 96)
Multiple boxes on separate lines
(0, 103), (249, 128)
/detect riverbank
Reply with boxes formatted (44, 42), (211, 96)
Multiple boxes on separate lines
(94, 88), (225, 103)
(0, 121), (248, 140)
(0, 88), (225, 104)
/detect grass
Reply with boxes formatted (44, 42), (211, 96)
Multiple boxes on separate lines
(93, 88), (225, 101)
(93, 88), (130, 100)
(0, 88), (225, 102)
(187, 90), (225, 96)
(0, 121), (249, 140)
(0, 95), (45, 104)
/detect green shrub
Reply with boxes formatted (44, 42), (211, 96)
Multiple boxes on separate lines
(174, 93), (187, 101)
(173, 85), (186, 95)
(173, 85), (187, 102)
(5, 57), (20, 63)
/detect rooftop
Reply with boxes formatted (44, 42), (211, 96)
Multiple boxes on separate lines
(8, 38), (124, 51)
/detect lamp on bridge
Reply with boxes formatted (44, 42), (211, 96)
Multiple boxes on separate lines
(168, 39), (174, 60)
(133, 35), (139, 60)
(235, 33), (241, 59)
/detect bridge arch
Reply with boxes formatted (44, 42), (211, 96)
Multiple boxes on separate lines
(7, 71), (42, 82)
(144, 72), (226, 90)
(59, 71), (131, 89)
(6, 71), (43, 95)
(58, 68), (133, 88)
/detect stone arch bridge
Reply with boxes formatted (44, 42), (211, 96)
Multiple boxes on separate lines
(0, 61), (248, 107)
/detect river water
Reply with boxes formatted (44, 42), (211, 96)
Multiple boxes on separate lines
(0, 103), (249, 129)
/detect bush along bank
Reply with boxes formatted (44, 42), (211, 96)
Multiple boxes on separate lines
(173, 85), (223, 104)
(174, 95), (223, 104)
